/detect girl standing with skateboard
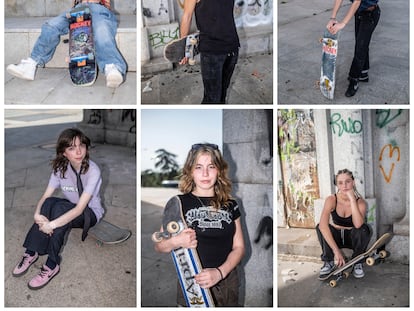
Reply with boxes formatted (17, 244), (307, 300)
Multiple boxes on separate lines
(12, 128), (104, 289)
(316, 169), (371, 279)
(327, 0), (380, 97)
(154, 143), (245, 306)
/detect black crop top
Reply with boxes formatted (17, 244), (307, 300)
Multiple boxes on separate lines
(331, 194), (358, 227)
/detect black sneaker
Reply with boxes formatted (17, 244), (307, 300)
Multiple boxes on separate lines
(345, 78), (359, 97)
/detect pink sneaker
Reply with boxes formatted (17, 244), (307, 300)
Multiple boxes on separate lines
(12, 252), (39, 277)
(28, 264), (60, 290)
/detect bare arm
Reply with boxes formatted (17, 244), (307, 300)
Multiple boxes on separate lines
(154, 227), (197, 253)
(328, 0), (361, 34)
(38, 190), (92, 235)
(178, 0), (197, 65)
(347, 191), (366, 228)
(318, 195), (345, 266)
(195, 218), (245, 288)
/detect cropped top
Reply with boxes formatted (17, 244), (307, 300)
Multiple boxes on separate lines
(330, 194), (359, 228)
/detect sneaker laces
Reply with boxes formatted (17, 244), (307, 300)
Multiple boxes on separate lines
(38, 266), (50, 278)
(17, 254), (31, 268)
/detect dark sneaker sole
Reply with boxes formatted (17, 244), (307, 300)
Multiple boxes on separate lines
(12, 255), (39, 277)
(28, 269), (60, 290)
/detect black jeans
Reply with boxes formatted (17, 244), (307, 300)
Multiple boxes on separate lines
(316, 223), (371, 263)
(23, 197), (97, 265)
(200, 50), (238, 104)
(348, 6), (381, 79)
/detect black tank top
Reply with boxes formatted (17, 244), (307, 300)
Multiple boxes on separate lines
(330, 194), (358, 227)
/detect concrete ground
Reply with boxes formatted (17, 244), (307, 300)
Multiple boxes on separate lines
(140, 187), (182, 307)
(5, 69), (137, 105)
(278, 0), (409, 104)
(141, 53), (273, 105)
(277, 228), (409, 307)
(4, 110), (136, 307)
(278, 255), (409, 307)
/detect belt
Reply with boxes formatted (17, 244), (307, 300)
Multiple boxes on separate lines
(365, 5), (378, 12)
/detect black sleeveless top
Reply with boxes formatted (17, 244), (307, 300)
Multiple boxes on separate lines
(331, 194), (359, 227)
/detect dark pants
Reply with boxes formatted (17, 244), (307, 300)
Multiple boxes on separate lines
(23, 197), (97, 265)
(177, 268), (240, 307)
(316, 223), (371, 263)
(200, 50), (238, 104)
(348, 6), (381, 79)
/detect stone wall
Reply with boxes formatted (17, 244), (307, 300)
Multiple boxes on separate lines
(223, 109), (273, 307)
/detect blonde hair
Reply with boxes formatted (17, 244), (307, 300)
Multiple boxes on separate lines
(179, 144), (232, 209)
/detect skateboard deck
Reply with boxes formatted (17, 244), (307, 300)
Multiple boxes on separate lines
(67, 5), (97, 86)
(319, 232), (393, 287)
(152, 196), (215, 307)
(320, 29), (338, 100)
(164, 32), (200, 65)
(88, 220), (131, 246)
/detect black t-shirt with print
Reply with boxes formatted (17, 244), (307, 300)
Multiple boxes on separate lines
(178, 193), (241, 268)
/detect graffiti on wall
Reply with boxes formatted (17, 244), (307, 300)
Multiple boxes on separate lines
(148, 27), (179, 50)
(376, 109), (403, 184)
(174, 0), (273, 27)
(87, 110), (102, 125)
(234, 0), (273, 27)
(121, 110), (136, 133)
(329, 112), (363, 137)
(278, 109), (319, 228)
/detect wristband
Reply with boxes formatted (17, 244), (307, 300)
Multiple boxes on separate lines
(216, 267), (224, 280)
(330, 17), (336, 20)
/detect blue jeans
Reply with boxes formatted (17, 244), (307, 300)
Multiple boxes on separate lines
(348, 6), (380, 79)
(200, 51), (238, 104)
(31, 3), (126, 75)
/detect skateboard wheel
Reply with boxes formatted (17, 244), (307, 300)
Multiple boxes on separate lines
(366, 257), (375, 266)
(188, 58), (196, 66)
(189, 38), (198, 45)
(167, 221), (180, 234)
(151, 232), (163, 243)
(343, 271), (350, 279)
(379, 250), (388, 259)
(329, 280), (337, 288)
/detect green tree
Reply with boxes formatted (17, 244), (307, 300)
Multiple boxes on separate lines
(154, 148), (179, 178)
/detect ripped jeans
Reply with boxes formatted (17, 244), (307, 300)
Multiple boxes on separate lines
(31, 3), (126, 75)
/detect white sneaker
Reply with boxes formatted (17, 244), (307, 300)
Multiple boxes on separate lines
(105, 64), (123, 88)
(7, 58), (37, 81)
(353, 263), (365, 278)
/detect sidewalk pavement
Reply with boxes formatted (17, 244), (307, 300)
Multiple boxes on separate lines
(277, 228), (409, 307)
(140, 187), (182, 307)
(141, 53), (273, 104)
(5, 69), (136, 105)
(5, 120), (136, 307)
(278, 0), (409, 104)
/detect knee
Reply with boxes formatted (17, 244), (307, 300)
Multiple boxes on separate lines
(353, 223), (371, 238)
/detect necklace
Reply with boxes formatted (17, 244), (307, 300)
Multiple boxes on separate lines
(192, 192), (208, 207)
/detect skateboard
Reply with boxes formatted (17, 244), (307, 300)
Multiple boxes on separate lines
(88, 220), (131, 247)
(320, 29), (338, 100)
(318, 232), (393, 287)
(66, 5), (97, 86)
(152, 196), (215, 307)
(163, 32), (200, 65)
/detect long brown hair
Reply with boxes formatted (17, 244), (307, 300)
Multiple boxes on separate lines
(52, 128), (91, 178)
(335, 168), (362, 199)
(179, 144), (232, 209)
